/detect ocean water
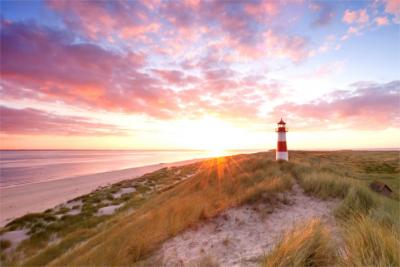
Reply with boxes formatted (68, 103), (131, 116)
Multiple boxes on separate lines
(0, 150), (260, 188)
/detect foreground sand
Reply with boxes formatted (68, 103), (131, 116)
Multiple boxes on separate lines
(151, 183), (340, 266)
(0, 158), (203, 227)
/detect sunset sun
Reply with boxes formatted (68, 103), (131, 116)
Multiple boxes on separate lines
(180, 116), (243, 153)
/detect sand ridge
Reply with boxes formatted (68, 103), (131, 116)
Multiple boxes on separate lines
(152, 183), (340, 267)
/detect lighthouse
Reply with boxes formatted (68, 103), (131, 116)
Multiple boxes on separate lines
(276, 118), (288, 161)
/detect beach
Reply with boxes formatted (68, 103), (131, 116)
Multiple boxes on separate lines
(0, 158), (203, 227)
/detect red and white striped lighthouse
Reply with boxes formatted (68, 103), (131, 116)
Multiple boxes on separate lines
(276, 118), (288, 161)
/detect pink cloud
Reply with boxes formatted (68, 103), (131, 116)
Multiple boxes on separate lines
(271, 81), (400, 130)
(244, 1), (279, 18)
(0, 106), (128, 136)
(0, 21), (181, 119)
(152, 69), (200, 86)
(384, 0), (400, 22)
(120, 23), (160, 39)
(342, 9), (369, 25)
(47, 0), (311, 64)
(1, 21), (287, 121)
(375, 16), (389, 26)
(47, 0), (155, 40)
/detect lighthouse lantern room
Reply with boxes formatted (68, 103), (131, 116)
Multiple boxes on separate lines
(276, 118), (288, 161)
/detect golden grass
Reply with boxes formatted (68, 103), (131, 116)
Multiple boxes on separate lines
(291, 151), (400, 267)
(339, 215), (400, 267)
(47, 156), (293, 266)
(2, 151), (398, 266)
(262, 219), (338, 267)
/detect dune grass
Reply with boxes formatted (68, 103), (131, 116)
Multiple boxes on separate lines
(1, 151), (398, 266)
(289, 151), (400, 267)
(0, 162), (201, 266)
(262, 219), (338, 267)
(45, 155), (293, 266)
(339, 215), (400, 267)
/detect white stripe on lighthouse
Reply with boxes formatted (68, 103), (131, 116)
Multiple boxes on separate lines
(276, 152), (288, 161)
(278, 132), (286, 142)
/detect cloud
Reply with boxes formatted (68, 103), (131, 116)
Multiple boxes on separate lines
(384, 0), (400, 22)
(375, 16), (390, 26)
(0, 20), (180, 119)
(310, 2), (336, 27)
(151, 69), (200, 87)
(1, 21), (287, 121)
(0, 106), (128, 136)
(271, 81), (400, 130)
(47, 0), (158, 40)
(342, 9), (369, 25)
(47, 0), (311, 63)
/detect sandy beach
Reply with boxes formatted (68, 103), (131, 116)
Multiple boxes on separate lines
(0, 158), (203, 227)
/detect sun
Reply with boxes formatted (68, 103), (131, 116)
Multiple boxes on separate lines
(208, 147), (228, 157)
(180, 116), (243, 154)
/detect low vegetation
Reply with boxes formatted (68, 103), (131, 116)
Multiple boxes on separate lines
(48, 155), (293, 266)
(262, 219), (337, 267)
(0, 150), (398, 266)
(289, 151), (400, 267)
(0, 162), (200, 265)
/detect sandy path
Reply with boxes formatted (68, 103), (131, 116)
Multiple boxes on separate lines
(152, 183), (340, 267)
(0, 158), (203, 227)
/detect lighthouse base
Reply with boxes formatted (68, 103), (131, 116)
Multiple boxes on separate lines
(276, 152), (288, 161)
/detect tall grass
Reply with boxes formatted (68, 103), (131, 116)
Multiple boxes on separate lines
(45, 156), (293, 266)
(335, 185), (377, 219)
(292, 160), (400, 267)
(339, 215), (400, 267)
(293, 166), (354, 199)
(262, 219), (338, 267)
(3, 151), (398, 266)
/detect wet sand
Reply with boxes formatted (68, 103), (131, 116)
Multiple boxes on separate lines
(0, 158), (203, 227)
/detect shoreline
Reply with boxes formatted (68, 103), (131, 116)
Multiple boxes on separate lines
(0, 158), (206, 227)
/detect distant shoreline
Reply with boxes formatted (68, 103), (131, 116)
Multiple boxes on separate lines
(0, 158), (206, 227)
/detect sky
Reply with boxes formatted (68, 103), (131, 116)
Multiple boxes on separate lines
(0, 0), (399, 151)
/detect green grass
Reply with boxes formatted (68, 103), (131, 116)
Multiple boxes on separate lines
(289, 151), (400, 267)
(22, 229), (93, 266)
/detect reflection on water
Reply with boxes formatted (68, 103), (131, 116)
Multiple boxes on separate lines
(0, 149), (262, 187)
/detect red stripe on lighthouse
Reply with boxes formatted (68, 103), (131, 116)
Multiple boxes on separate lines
(277, 141), (287, 151)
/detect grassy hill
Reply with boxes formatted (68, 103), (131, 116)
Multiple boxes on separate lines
(1, 151), (399, 266)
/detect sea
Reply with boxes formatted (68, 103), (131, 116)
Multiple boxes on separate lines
(0, 149), (261, 188)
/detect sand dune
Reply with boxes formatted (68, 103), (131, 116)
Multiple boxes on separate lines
(152, 183), (340, 266)
(0, 158), (203, 227)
